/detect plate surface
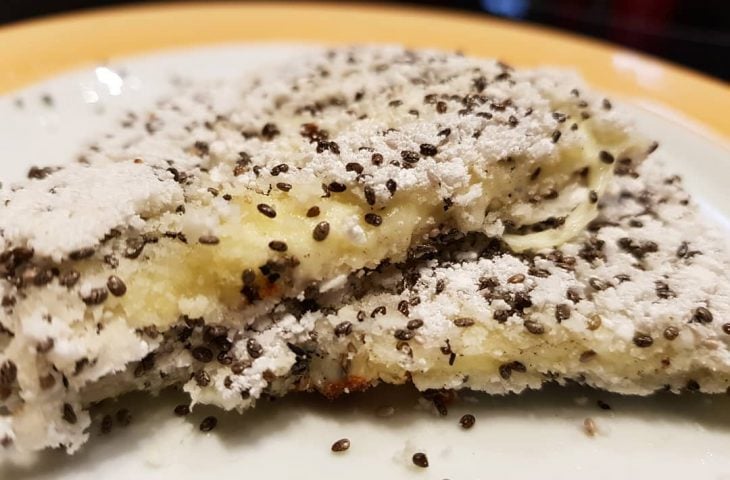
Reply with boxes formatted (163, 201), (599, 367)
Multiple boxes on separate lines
(0, 5), (729, 480)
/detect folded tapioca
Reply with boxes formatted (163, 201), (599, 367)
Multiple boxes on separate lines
(0, 46), (654, 453)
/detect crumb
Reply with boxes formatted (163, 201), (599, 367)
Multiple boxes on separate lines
(583, 417), (598, 437)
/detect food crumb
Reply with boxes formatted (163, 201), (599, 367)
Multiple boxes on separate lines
(583, 417), (598, 437)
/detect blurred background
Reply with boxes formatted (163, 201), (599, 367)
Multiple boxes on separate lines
(1, 1), (728, 80)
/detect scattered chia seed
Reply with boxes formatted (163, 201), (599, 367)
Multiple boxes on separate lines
(364, 213), (382, 226)
(198, 234), (220, 245)
(555, 304), (571, 322)
(246, 338), (264, 358)
(81, 287), (108, 306)
(524, 320), (544, 335)
(334, 321), (353, 337)
(691, 306), (713, 324)
(459, 413), (476, 429)
(386, 179), (397, 195)
(453, 317), (475, 327)
(257, 203), (276, 218)
(364, 186), (376, 206)
(59, 270), (81, 288)
(174, 404), (191, 416)
(407, 319), (423, 330)
(268, 240), (288, 252)
(412, 452), (429, 468)
(331, 438), (350, 452)
(394, 329), (414, 341)
(401, 150), (420, 163)
(599, 151), (615, 164)
(313, 221), (330, 241)
(633, 333), (654, 348)
(327, 181), (347, 193)
(199, 416), (218, 432)
(419, 144), (437, 156)
(192, 346), (214, 363)
(106, 275), (127, 297)
(663, 326), (680, 340)
(345, 162), (364, 174)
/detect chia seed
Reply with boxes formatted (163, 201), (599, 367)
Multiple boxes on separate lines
(419, 144), (437, 156)
(412, 452), (429, 468)
(599, 151), (615, 164)
(691, 306), (713, 324)
(459, 414), (476, 429)
(364, 186), (376, 206)
(192, 346), (213, 363)
(331, 438), (350, 452)
(663, 326), (680, 340)
(257, 203), (276, 218)
(268, 240), (288, 252)
(313, 221), (330, 241)
(334, 321), (353, 337)
(364, 213), (382, 226)
(174, 404), (191, 416)
(81, 287), (108, 306)
(633, 333), (653, 348)
(199, 416), (217, 432)
(106, 275), (127, 297)
(407, 319), (424, 330)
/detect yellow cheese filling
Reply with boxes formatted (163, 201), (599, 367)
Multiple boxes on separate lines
(97, 126), (631, 329)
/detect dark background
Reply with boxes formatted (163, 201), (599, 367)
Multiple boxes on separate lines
(2, 0), (728, 80)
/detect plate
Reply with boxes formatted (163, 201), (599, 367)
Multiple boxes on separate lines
(0, 4), (729, 479)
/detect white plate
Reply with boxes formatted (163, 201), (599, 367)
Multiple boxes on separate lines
(1, 44), (729, 480)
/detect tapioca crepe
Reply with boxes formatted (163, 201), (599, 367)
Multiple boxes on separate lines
(5, 47), (721, 455)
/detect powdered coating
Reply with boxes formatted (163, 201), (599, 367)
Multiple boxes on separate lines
(1, 47), (720, 457)
(0, 162), (183, 261)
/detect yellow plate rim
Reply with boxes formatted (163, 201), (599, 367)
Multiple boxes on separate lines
(0, 1), (728, 139)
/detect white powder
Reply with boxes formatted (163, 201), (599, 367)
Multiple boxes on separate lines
(0, 47), (719, 456)
(0, 161), (183, 261)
